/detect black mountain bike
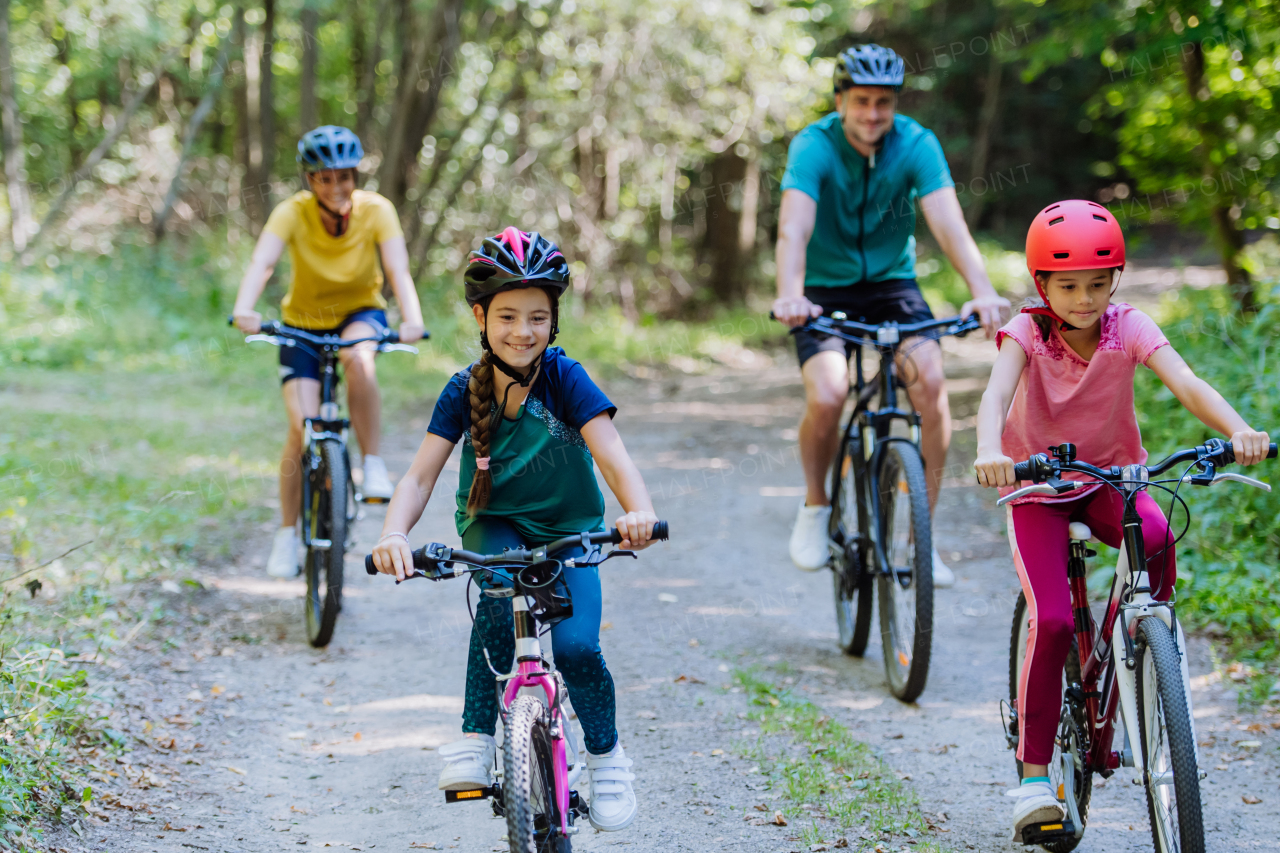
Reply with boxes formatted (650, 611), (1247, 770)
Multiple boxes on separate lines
(791, 312), (979, 702)
(242, 319), (425, 647)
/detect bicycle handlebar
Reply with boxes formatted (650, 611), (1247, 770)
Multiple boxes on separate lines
(228, 316), (430, 346)
(363, 521), (670, 577)
(1011, 439), (1278, 484)
(771, 311), (981, 344)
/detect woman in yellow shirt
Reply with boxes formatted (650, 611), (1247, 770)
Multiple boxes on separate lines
(232, 126), (425, 577)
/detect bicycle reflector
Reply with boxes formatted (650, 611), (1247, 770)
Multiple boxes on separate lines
(518, 560), (574, 627)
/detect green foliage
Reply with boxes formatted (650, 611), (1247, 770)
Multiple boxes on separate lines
(1134, 286), (1280, 657)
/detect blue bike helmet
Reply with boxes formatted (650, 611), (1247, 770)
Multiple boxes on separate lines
(834, 44), (905, 92)
(297, 125), (364, 172)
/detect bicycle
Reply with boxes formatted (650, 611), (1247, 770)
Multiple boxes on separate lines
(1000, 438), (1275, 852)
(364, 521), (670, 853)
(240, 319), (425, 648)
(788, 312), (979, 702)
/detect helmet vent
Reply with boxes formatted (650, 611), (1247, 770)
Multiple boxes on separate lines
(1096, 249), (1111, 256)
(1048, 216), (1065, 226)
(1092, 214), (1107, 222)
(1045, 204), (1061, 212)
(1053, 252), (1070, 259)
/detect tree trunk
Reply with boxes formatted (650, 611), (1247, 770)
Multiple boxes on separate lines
(703, 151), (748, 302)
(232, 8), (264, 231)
(354, 0), (392, 146)
(738, 152), (760, 254)
(965, 47), (1002, 230)
(300, 4), (319, 132)
(1181, 40), (1254, 311)
(379, 0), (464, 211)
(0, 0), (34, 253)
(256, 0), (276, 208)
(154, 39), (233, 238)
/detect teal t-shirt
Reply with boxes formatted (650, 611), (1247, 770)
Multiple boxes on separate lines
(427, 347), (617, 545)
(780, 112), (954, 287)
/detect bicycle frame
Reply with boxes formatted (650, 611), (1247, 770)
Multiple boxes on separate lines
(499, 594), (575, 837)
(299, 345), (355, 550)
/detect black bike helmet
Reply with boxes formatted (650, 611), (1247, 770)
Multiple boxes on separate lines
(464, 227), (571, 307)
(834, 44), (905, 92)
(297, 125), (364, 172)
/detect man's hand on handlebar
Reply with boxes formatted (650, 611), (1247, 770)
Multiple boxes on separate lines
(372, 533), (416, 582)
(1232, 429), (1271, 466)
(232, 309), (262, 335)
(959, 293), (1011, 339)
(615, 511), (659, 550)
(772, 295), (822, 329)
(974, 451), (1017, 488)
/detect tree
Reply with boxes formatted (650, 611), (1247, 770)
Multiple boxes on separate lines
(300, 3), (319, 133)
(0, 0), (33, 252)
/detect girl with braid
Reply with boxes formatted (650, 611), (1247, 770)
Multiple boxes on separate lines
(371, 228), (658, 833)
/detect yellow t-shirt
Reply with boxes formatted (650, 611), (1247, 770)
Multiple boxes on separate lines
(264, 189), (404, 329)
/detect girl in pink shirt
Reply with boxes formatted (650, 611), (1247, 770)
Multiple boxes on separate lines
(972, 200), (1269, 842)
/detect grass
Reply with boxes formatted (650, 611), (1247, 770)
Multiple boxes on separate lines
(733, 667), (949, 852)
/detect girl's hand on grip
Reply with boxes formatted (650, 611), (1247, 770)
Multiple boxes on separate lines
(1231, 429), (1270, 466)
(373, 534), (415, 581)
(974, 452), (1017, 488)
(615, 511), (658, 550)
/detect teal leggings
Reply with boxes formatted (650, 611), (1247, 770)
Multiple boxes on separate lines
(460, 517), (618, 755)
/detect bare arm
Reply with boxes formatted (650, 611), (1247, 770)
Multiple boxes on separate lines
(371, 432), (455, 579)
(1146, 346), (1270, 465)
(581, 414), (658, 550)
(772, 189), (821, 328)
(919, 186), (1010, 338)
(378, 236), (426, 341)
(231, 232), (287, 333)
(973, 339), (1028, 487)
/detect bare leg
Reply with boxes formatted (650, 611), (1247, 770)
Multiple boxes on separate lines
(340, 321), (382, 458)
(900, 338), (949, 510)
(280, 378), (321, 528)
(798, 350), (850, 507)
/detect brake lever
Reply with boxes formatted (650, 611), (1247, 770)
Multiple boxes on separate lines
(378, 343), (420, 354)
(995, 478), (1079, 507)
(1204, 471), (1271, 492)
(564, 549), (637, 568)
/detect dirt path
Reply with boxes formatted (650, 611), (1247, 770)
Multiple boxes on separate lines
(53, 332), (1280, 853)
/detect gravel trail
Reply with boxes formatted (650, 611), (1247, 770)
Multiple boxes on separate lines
(56, 333), (1280, 853)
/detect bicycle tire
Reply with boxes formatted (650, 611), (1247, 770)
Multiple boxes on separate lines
(504, 695), (568, 853)
(1136, 617), (1204, 853)
(1010, 592), (1092, 852)
(304, 439), (347, 648)
(830, 435), (873, 656)
(875, 442), (932, 702)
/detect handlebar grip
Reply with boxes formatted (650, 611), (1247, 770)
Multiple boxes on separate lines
(1213, 441), (1278, 465)
(365, 554), (377, 575)
(653, 520), (669, 541)
(1013, 461), (1036, 482)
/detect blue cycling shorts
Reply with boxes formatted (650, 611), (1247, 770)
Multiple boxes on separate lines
(278, 308), (388, 385)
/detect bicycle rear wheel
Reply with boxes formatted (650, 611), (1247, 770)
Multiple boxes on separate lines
(875, 442), (932, 702)
(1136, 617), (1204, 853)
(831, 434), (873, 656)
(504, 695), (569, 853)
(1010, 592), (1092, 852)
(304, 439), (347, 648)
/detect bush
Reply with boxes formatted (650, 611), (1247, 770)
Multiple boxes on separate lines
(1135, 286), (1280, 658)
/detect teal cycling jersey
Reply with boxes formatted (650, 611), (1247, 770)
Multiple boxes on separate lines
(781, 112), (954, 287)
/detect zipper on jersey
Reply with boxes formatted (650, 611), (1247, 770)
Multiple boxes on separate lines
(857, 156), (869, 281)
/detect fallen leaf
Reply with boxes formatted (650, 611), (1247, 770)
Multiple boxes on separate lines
(353, 732), (362, 742)
(324, 698), (333, 706)
(811, 845), (829, 852)
(226, 766), (247, 776)
(703, 808), (715, 815)
(710, 749), (724, 756)
(688, 638), (700, 647)
(210, 685), (225, 696)
(600, 622), (613, 631)
(1236, 740), (1262, 749)
(833, 840), (849, 849)
(674, 674), (705, 684)
(883, 732), (904, 740)
(753, 803), (768, 811)
(409, 845), (439, 850)
(772, 811), (788, 826)
(690, 751), (705, 757)
(1243, 794), (1262, 805)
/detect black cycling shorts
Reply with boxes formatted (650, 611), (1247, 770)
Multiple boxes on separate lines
(793, 280), (935, 368)
(278, 308), (388, 385)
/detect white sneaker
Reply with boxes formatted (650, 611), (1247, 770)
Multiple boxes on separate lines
(267, 527), (299, 578)
(1006, 781), (1066, 843)
(932, 548), (956, 589)
(788, 503), (832, 572)
(437, 734), (496, 791)
(361, 455), (395, 501)
(586, 743), (637, 831)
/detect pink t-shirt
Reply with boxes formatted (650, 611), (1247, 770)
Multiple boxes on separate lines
(996, 302), (1170, 504)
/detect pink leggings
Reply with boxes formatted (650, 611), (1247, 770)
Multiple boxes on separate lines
(1009, 487), (1175, 766)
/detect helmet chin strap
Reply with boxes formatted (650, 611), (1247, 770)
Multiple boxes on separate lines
(314, 195), (350, 237)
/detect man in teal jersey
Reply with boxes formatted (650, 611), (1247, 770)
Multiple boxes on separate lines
(773, 44), (1010, 585)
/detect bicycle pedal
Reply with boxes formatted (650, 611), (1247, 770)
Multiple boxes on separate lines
(360, 495), (390, 505)
(1020, 819), (1075, 845)
(444, 786), (496, 803)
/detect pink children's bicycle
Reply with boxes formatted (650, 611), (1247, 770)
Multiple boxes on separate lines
(366, 522), (669, 853)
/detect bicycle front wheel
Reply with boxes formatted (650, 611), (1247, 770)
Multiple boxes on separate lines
(831, 434), (873, 656)
(504, 695), (569, 853)
(1136, 617), (1204, 853)
(875, 442), (932, 702)
(304, 439), (347, 648)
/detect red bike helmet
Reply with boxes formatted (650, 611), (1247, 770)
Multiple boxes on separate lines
(1024, 199), (1126, 327)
